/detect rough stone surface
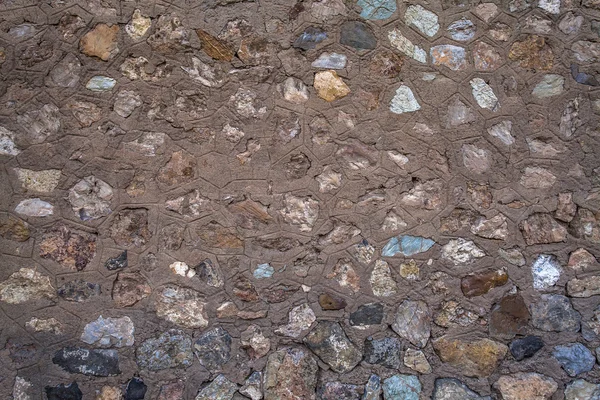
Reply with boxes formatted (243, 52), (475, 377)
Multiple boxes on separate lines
(0, 268), (56, 304)
(553, 343), (595, 376)
(304, 321), (362, 373)
(392, 300), (431, 348)
(136, 330), (193, 371)
(510, 336), (544, 361)
(530, 294), (581, 332)
(155, 286), (208, 328)
(81, 316), (134, 348)
(432, 378), (489, 400)
(264, 347), (318, 400)
(432, 337), (508, 377)
(493, 373), (558, 400)
(52, 347), (120, 376)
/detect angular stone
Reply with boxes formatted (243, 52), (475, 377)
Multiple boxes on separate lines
(405, 5), (439, 37)
(147, 14), (188, 53)
(14, 168), (61, 193)
(264, 347), (318, 400)
(431, 45), (467, 71)
(316, 166), (342, 193)
(498, 248), (526, 267)
(53, 347), (120, 376)
(442, 238), (485, 265)
(280, 194), (319, 232)
(470, 78), (499, 111)
(68, 176), (113, 221)
(319, 292), (347, 310)
(530, 294), (581, 332)
(403, 349), (431, 374)
(434, 300), (479, 328)
(97, 385), (122, 400)
(275, 303), (316, 338)
(193, 327), (231, 371)
(196, 29), (234, 61)
(389, 85), (420, 114)
(312, 52), (347, 69)
(126, 9), (151, 40)
(552, 343), (595, 377)
(472, 214), (509, 239)
(350, 303), (384, 327)
(489, 294), (530, 339)
(13, 377), (34, 400)
(40, 225), (96, 270)
(157, 151), (196, 186)
(58, 279), (101, 302)
(156, 286), (208, 328)
(81, 316), (134, 348)
(564, 379), (600, 400)
(304, 321), (362, 373)
(240, 325), (270, 359)
(567, 275), (600, 297)
(327, 258), (361, 293)
(340, 21), (376, 50)
(447, 98), (476, 126)
(314, 70), (350, 102)
(114, 90), (142, 118)
(462, 144), (491, 173)
(112, 272), (151, 307)
(136, 329), (193, 371)
(0, 126), (20, 156)
(572, 41), (600, 63)
(570, 208), (600, 243)
(195, 375), (237, 400)
(45, 383), (83, 400)
(509, 35), (554, 71)
(383, 375), (421, 400)
(293, 27), (327, 50)
(494, 373), (557, 400)
(0, 268), (55, 304)
(473, 41), (502, 71)
(432, 378), (489, 400)
(392, 300), (431, 348)
(532, 254), (561, 290)
(399, 259), (420, 281)
(509, 336), (544, 361)
(382, 235), (434, 257)
(556, 192), (576, 222)
(433, 337), (507, 377)
(125, 377), (147, 400)
(18, 104), (61, 144)
(80, 24), (119, 61)
(358, 0), (396, 20)
(448, 18), (476, 41)
(568, 248), (598, 271)
(364, 336), (403, 368)
(388, 29), (426, 63)
(121, 56), (172, 81)
(26, 317), (63, 334)
(109, 209), (151, 247)
(240, 371), (262, 400)
(281, 77), (309, 104)
(49, 53), (82, 88)
(532, 74), (564, 98)
(520, 167), (556, 189)
(461, 268), (508, 297)
(370, 260), (398, 297)
(86, 76), (117, 91)
(15, 198), (54, 217)
(104, 251), (127, 271)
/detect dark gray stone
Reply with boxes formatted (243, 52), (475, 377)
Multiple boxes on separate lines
(45, 382), (83, 400)
(530, 294), (581, 332)
(52, 347), (120, 376)
(510, 336), (544, 361)
(136, 329), (194, 371)
(304, 321), (362, 373)
(193, 326), (232, 371)
(363, 336), (403, 369)
(105, 250), (128, 270)
(350, 303), (384, 326)
(340, 21), (377, 50)
(125, 377), (147, 400)
(553, 343), (595, 377)
(57, 279), (101, 302)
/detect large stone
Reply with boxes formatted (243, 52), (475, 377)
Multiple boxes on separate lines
(193, 327), (232, 371)
(489, 294), (530, 339)
(564, 379), (600, 400)
(52, 347), (120, 376)
(389, 85), (420, 114)
(509, 35), (554, 71)
(340, 21), (376, 49)
(317, 382), (360, 400)
(81, 316), (134, 348)
(314, 70), (350, 101)
(568, 276), (600, 297)
(112, 272), (151, 307)
(532, 254), (561, 291)
(364, 336), (403, 369)
(303, 321), (362, 373)
(553, 343), (595, 377)
(521, 213), (567, 245)
(0, 126), (20, 156)
(369, 260), (398, 297)
(493, 373), (558, 400)
(405, 5), (439, 37)
(80, 24), (119, 61)
(572, 41), (600, 63)
(264, 347), (318, 400)
(471, 214), (508, 239)
(432, 378), (490, 400)
(431, 45), (467, 71)
(382, 375), (421, 400)
(350, 303), (384, 327)
(0, 268), (55, 304)
(461, 269), (508, 297)
(156, 286), (209, 328)
(26, 317), (63, 334)
(195, 375), (238, 400)
(470, 78), (499, 111)
(358, 0), (396, 20)
(109, 209), (152, 247)
(509, 336), (544, 361)
(530, 294), (581, 332)
(432, 337), (508, 377)
(441, 238), (485, 265)
(68, 176), (113, 221)
(136, 329), (193, 371)
(387, 29), (426, 63)
(312, 52), (347, 69)
(17, 104), (61, 143)
(40, 225), (96, 270)
(473, 41), (502, 71)
(391, 300), (431, 348)
(568, 248), (598, 271)
(448, 18), (475, 41)
(15, 198), (54, 217)
(570, 208), (600, 243)
(126, 9), (151, 40)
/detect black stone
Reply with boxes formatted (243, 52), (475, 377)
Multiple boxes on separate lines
(193, 327), (232, 371)
(349, 303), (384, 326)
(293, 27), (327, 50)
(340, 21), (377, 50)
(45, 382), (83, 400)
(125, 377), (147, 400)
(57, 279), (101, 302)
(105, 250), (128, 270)
(509, 336), (544, 361)
(52, 347), (120, 376)
(363, 336), (403, 369)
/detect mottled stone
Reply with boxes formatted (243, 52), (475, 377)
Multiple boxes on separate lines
(68, 176), (113, 221)
(509, 36), (554, 71)
(568, 248), (598, 271)
(312, 52), (347, 69)
(392, 300), (431, 348)
(389, 85), (421, 114)
(121, 56), (172, 81)
(358, 0), (396, 20)
(15, 198), (54, 217)
(520, 167), (556, 189)
(239, 372), (262, 400)
(80, 24), (119, 61)
(432, 378), (489, 400)
(364, 336), (403, 368)
(53, 347), (120, 376)
(570, 208), (600, 243)
(109, 209), (152, 247)
(532, 74), (564, 98)
(448, 18), (476, 41)
(350, 303), (384, 327)
(431, 45), (467, 71)
(363, 375), (382, 400)
(58, 279), (101, 302)
(241, 325), (270, 359)
(49, 54), (82, 88)
(404, 348), (432, 374)
(435, 300), (479, 328)
(195, 375), (238, 400)
(399, 259), (420, 281)
(0, 268), (55, 304)
(532, 254), (561, 290)
(552, 343), (595, 377)
(340, 21), (376, 50)
(442, 238), (485, 265)
(0, 215), (30, 242)
(156, 286), (208, 328)
(462, 144), (491, 173)
(319, 292), (347, 310)
(564, 379), (600, 400)
(447, 98), (476, 126)
(304, 321), (362, 373)
(470, 78), (499, 111)
(157, 151), (196, 186)
(556, 192), (576, 222)
(568, 276), (600, 297)
(382, 375), (421, 400)
(489, 294), (530, 339)
(382, 235), (434, 256)
(510, 336), (544, 361)
(40, 225), (97, 270)
(193, 327), (231, 371)
(14, 168), (61, 193)
(157, 380), (185, 400)
(126, 9), (151, 40)
(18, 104), (61, 143)
(114, 90), (142, 118)
(104, 251), (127, 271)
(125, 377), (147, 400)
(280, 194), (319, 232)
(327, 258), (361, 292)
(26, 317), (63, 334)
(370, 259), (398, 297)
(461, 268), (508, 297)
(275, 303), (316, 338)
(147, 14), (188, 53)
(293, 27), (327, 50)
(112, 272), (151, 307)
(498, 247), (526, 266)
(314, 70), (350, 101)
(433, 337), (507, 377)
(136, 329), (193, 370)
(560, 98), (582, 138)
(86, 76), (117, 91)
(316, 166), (342, 193)
(46, 383), (83, 400)
(405, 5), (439, 37)
(573, 41), (600, 63)
(264, 347), (318, 400)
(318, 382), (361, 400)
(473, 41), (502, 71)
(494, 373), (557, 400)
(530, 294), (581, 332)
(81, 316), (134, 348)
(196, 29), (234, 61)
(281, 77), (309, 104)
(387, 29), (426, 63)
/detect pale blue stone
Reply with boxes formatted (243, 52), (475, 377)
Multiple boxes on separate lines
(382, 375), (421, 400)
(86, 76), (116, 92)
(382, 235), (435, 257)
(253, 263), (274, 279)
(447, 18), (476, 41)
(363, 374), (381, 400)
(358, 0), (397, 20)
(553, 343), (595, 377)
(312, 52), (347, 69)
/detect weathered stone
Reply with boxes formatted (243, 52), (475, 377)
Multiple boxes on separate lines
(433, 337), (507, 377)
(280, 194), (319, 232)
(58, 14), (86, 39)
(532, 74), (564, 98)
(233, 277), (259, 301)
(364, 336), (403, 368)
(81, 316), (134, 348)
(564, 379), (600, 400)
(327, 258), (361, 292)
(14, 168), (61, 193)
(18, 104), (61, 143)
(0, 268), (55, 304)
(126, 9), (151, 40)
(403, 348), (432, 374)
(461, 268), (508, 297)
(125, 377), (147, 400)
(462, 144), (491, 173)
(109, 209), (152, 247)
(196, 29), (234, 61)
(405, 5), (439, 37)
(470, 78), (499, 111)
(229, 88), (266, 118)
(319, 292), (347, 310)
(46, 383), (83, 400)
(314, 70), (350, 102)
(509, 36), (554, 71)
(157, 151), (196, 186)
(112, 272), (151, 307)
(264, 347), (318, 400)
(58, 279), (101, 302)
(114, 90), (142, 117)
(275, 303), (316, 338)
(105, 251), (127, 271)
(442, 238), (485, 265)
(498, 248), (525, 266)
(282, 77), (309, 104)
(240, 371), (262, 400)
(520, 167), (556, 189)
(136, 329), (193, 371)
(568, 248), (598, 271)
(195, 375), (238, 400)
(573, 41), (600, 63)
(86, 76), (117, 91)
(472, 214), (509, 239)
(147, 14), (188, 53)
(473, 41), (502, 71)
(26, 317), (63, 334)
(0, 215), (30, 242)
(316, 166), (342, 193)
(80, 24), (119, 61)
(340, 21), (376, 50)
(434, 300), (479, 327)
(304, 321), (362, 373)
(293, 27), (327, 50)
(40, 225), (96, 270)
(532, 254), (561, 290)
(182, 57), (225, 88)
(530, 294), (581, 332)
(382, 235), (434, 257)
(193, 327), (231, 371)
(509, 336), (544, 361)
(388, 29), (426, 63)
(392, 300), (431, 348)
(49, 53), (82, 88)
(489, 294), (530, 339)
(358, 0), (396, 20)
(15, 198), (53, 217)
(0, 126), (20, 156)
(121, 56), (172, 81)
(432, 378), (489, 400)
(553, 343), (595, 377)
(494, 373), (557, 400)
(570, 208), (600, 243)
(448, 18), (476, 41)
(389, 85), (420, 114)
(156, 286), (208, 328)
(12, 377), (34, 400)
(53, 347), (120, 376)
(350, 303), (384, 327)
(556, 192), (576, 222)
(312, 52), (347, 69)
(431, 45), (467, 71)
(382, 375), (421, 400)
(488, 22), (512, 41)
(253, 263), (274, 279)
(370, 259), (398, 297)
(68, 176), (113, 221)
(241, 325), (270, 359)
(447, 98), (476, 126)
(567, 275), (600, 297)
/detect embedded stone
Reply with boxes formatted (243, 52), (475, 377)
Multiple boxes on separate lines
(383, 375), (421, 400)
(126, 9), (151, 40)
(447, 98), (476, 126)
(520, 167), (556, 189)
(471, 214), (509, 239)
(432, 337), (507, 377)
(473, 41), (502, 71)
(531, 254), (561, 290)
(109, 209), (152, 247)
(327, 258), (361, 292)
(125, 377), (147, 400)
(382, 235), (434, 257)
(509, 336), (544, 361)
(80, 24), (119, 61)
(58, 279), (101, 302)
(275, 303), (316, 338)
(388, 29), (426, 63)
(114, 90), (142, 117)
(112, 272), (151, 307)
(46, 383), (83, 400)
(462, 144), (491, 173)
(350, 303), (384, 327)
(193, 327), (232, 371)
(314, 70), (350, 101)
(389, 85), (421, 114)
(530, 294), (581, 332)
(431, 45), (467, 71)
(104, 251), (127, 271)
(240, 325), (270, 359)
(399, 259), (420, 281)
(405, 5), (439, 37)
(303, 321), (362, 373)
(195, 258), (223, 287)
(0, 268), (56, 304)
(404, 349), (432, 374)
(509, 35), (554, 71)
(97, 386), (122, 400)
(568, 248), (598, 271)
(196, 29), (234, 61)
(233, 277), (259, 301)
(392, 300), (431, 348)
(470, 78), (499, 111)
(570, 208), (600, 243)
(567, 275), (600, 297)
(364, 336), (403, 368)
(312, 52), (347, 69)
(17, 104), (61, 144)
(195, 375), (238, 400)
(86, 76), (117, 91)
(49, 53), (82, 88)
(0, 126), (20, 156)
(532, 74), (564, 98)
(552, 343), (595, 377)
(68, 176), (113, 221)
(40, 225), (97, 270)
(26, 317), (63, 334)
(157, 151), (196, 186)
(282, 77), (309, 104)
(340, 21), (376, 50)
(560, 98), (582, 137)
(280, 194), (319, 232)
(156, 286), (208, 328)
(434, 300), (479, 328)
(489, 294), (530, 339)
(15, 198), (54, 217)
(564, 379), (600, 400)
(53, 347), (120, 376)
(556, 192), (576, 222)
(442, 238), (485, 265)
(432, 378), (489, 400)
(240, 371), (262, 400)
(293, 27), (327, 50)
(572, 41), (600, 63)
(81, 316), (134, 348)
(319, 292), (347, 310)
(264, 347), (318, 400)
(316, 166), (342, 193)
(358, 0), (396, 20)
(14, 168), (61, 193)
(253, 263), (274, 279)
(370, 259), (398, 297)
(448, 18), (476, 41)
(461, 268), (508, 297)
(147, 14), (188, 53)
(494, 373), (557, 400)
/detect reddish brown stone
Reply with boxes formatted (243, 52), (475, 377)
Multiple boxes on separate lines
(112, 272), (151, 307)
(157, 380), (185, 400)
(520, 213), (567, 245)
(196, 222), (244, 249)
(109, 209), (152, 247)
(233, 277), (259, 302)
(369, 51), (403, 78)
(508, 35), (554, 71)
(39, 225), (97, 270)
(489, 294), (530, 339)
(461, 269), (508, 297)
(261, 284), (297, 303)
(473, 41), (502, 71)
(319, 293), (348, 310)
(157, 151), (196, 186)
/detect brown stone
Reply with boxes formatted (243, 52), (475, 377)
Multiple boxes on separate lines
(570, 208), (600, 243)
(79, 24), (119, 61)
(556, 192), (576, 222)
(433, 337), (508, 377)
(473, 41), (502, 71)
(327, 258), (361, 293)
(261, 284), (297, 303)
(319, 293), (347, 310)
(520, 213), (567, 245)
(157, 380), (185, 400)
(228, 199), (272, 229)
(314, 70), (350, 102)
(0, 215), (30, 242)
(112, 272), (151, 307)
(440, 208), (479, 234)
(567, 276), (600, 297)
(494, 373), (557, 400)
(508, 35), (554, 71)
(109, 209), (152, 247)
(467, 182), (493, 209)
(237, 36), (278, 66)
(157, 151), (196, 186)
(434, 300), (479, 328)
(233, 277), (259, 302)
(264, 347), (318, 400)
(568, 248), (598, 272)
(489, 294), (530, 339)
(39, 225), (97, 270)
(369, 51), (403, 78)
(196, 222), (244, 249)
(461, 269), (508, 297)
(196, 29), (234, 61)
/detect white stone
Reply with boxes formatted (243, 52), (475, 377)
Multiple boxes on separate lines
(15, 198), (54, 217)
(388, 151), (409, 167)
(182, 57), (224, 87)
(532, 254), (561, 290)
(222, 124), (245, 143)
(388, 29), (427, 63)
(275, 303), (316, 338)
(316, 166), (342, 193)
(0, 127), (20, 156)
(126, 9), (151, 40)
(170, 261), (196, 278)
(487, 121), (514, 145)
(390, 85), (421, 114)
(538, 0), (561, 14)
(442, 238), (486, 265)
(405, 5), (439, 37)
(282, 77), (309, 104)
(312, 52), (347, 69)
(470, 78), (499, 111)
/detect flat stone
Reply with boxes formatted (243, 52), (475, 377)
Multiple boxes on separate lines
(241, 325), (270, 359)
(86, 76), (116, 91)
(350, 303), (384, 327)
(68, 176), (113, 221)
(470, 78), (499, 111)
(126, 9), (151, 40)
(109, 209), (152, 247)
(382, 375), (421, 400)
(264, 347), (318, 400)
(0, 268), (55, 304)
(253, 263), (274, 279)
(489, 294), (530, 339)
(136, 329), (193, 370)
(520, 167), (556, 189)
(572, 41), (600, 63)
(473, 41), (502, 71)
(509, 35), (554, 71)
(58, 279), (101, 302)
(441, 238), (486, 265)
(567, 276), (600, 297)
(364, 336), (403, 368)
(432, 378), (490, 400)
(53, 347), (120, 376)
(280, 194), (319, 232)
(340, 21), (376, 49)
(314, 70), (350, 101)
(18, 104), (61, 144)
(530, 294), (581, 332)
(471, 214), (509, 239)
(387, 29), (426, 63)
(0, 126), (20, 156)
(112, 272), (151, 307)
(462, 144), (491, 173)
(182, 57), (225, 88)
(447, 98), (476, 126)
(195, 375), (238, 400)
(570, 208), (600, 243)
(147, 14), (188, 53)
(358, 0), (396, 20)
(509, 336), (544, 361)
(26, 317), (63, 334)
(80, 24), (119, 61)
(318, 382), (361, 400)
(193, 327), (232, 370)
(382, 235), (434, 256)
(434, 300), (479, 327)
(556, 192), (576, 222)
(431, 45), (467, 71)
(312, 52), (347, 69)
(45, 383), (83, 400)
(275, 303), (316, 338)
(14, 168), (61, 193)
(389, 85), (421, 114)
(293, 27), (327, 50)
(532, 254), (561, 290)
(433, 337), (507, 377)
(498, 247), (526, 266)
(40, 225), (97, 270)
(564, 379), (600, 400)
(125, 377), (147, 400)
(240, 371), (262, 400)
(49, 53), (82, 88)
(392, 300), (431, 348)
(370, 260), (398, 297)
(532, 74), (564, 98)
(15, 198), (53, 217)
(448, 18), (476, 41)
(156, 286), (208, 328)
(405, 5), (439, 37)
(81, 316), (134, 348)
(304, 321), (362, 373)
(233, 277), (259, 302)
(404, 348), (432, 374)
(461, 268), (508, 297)
(494, 373), (558, 400)
(553, 343), (595, 376)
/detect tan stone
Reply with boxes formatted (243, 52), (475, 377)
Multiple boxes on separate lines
(80, 24), (119, 61)
(432, 336), (507, 377)
(494, 373), (557, 400)
(314, 70), (350, 101)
